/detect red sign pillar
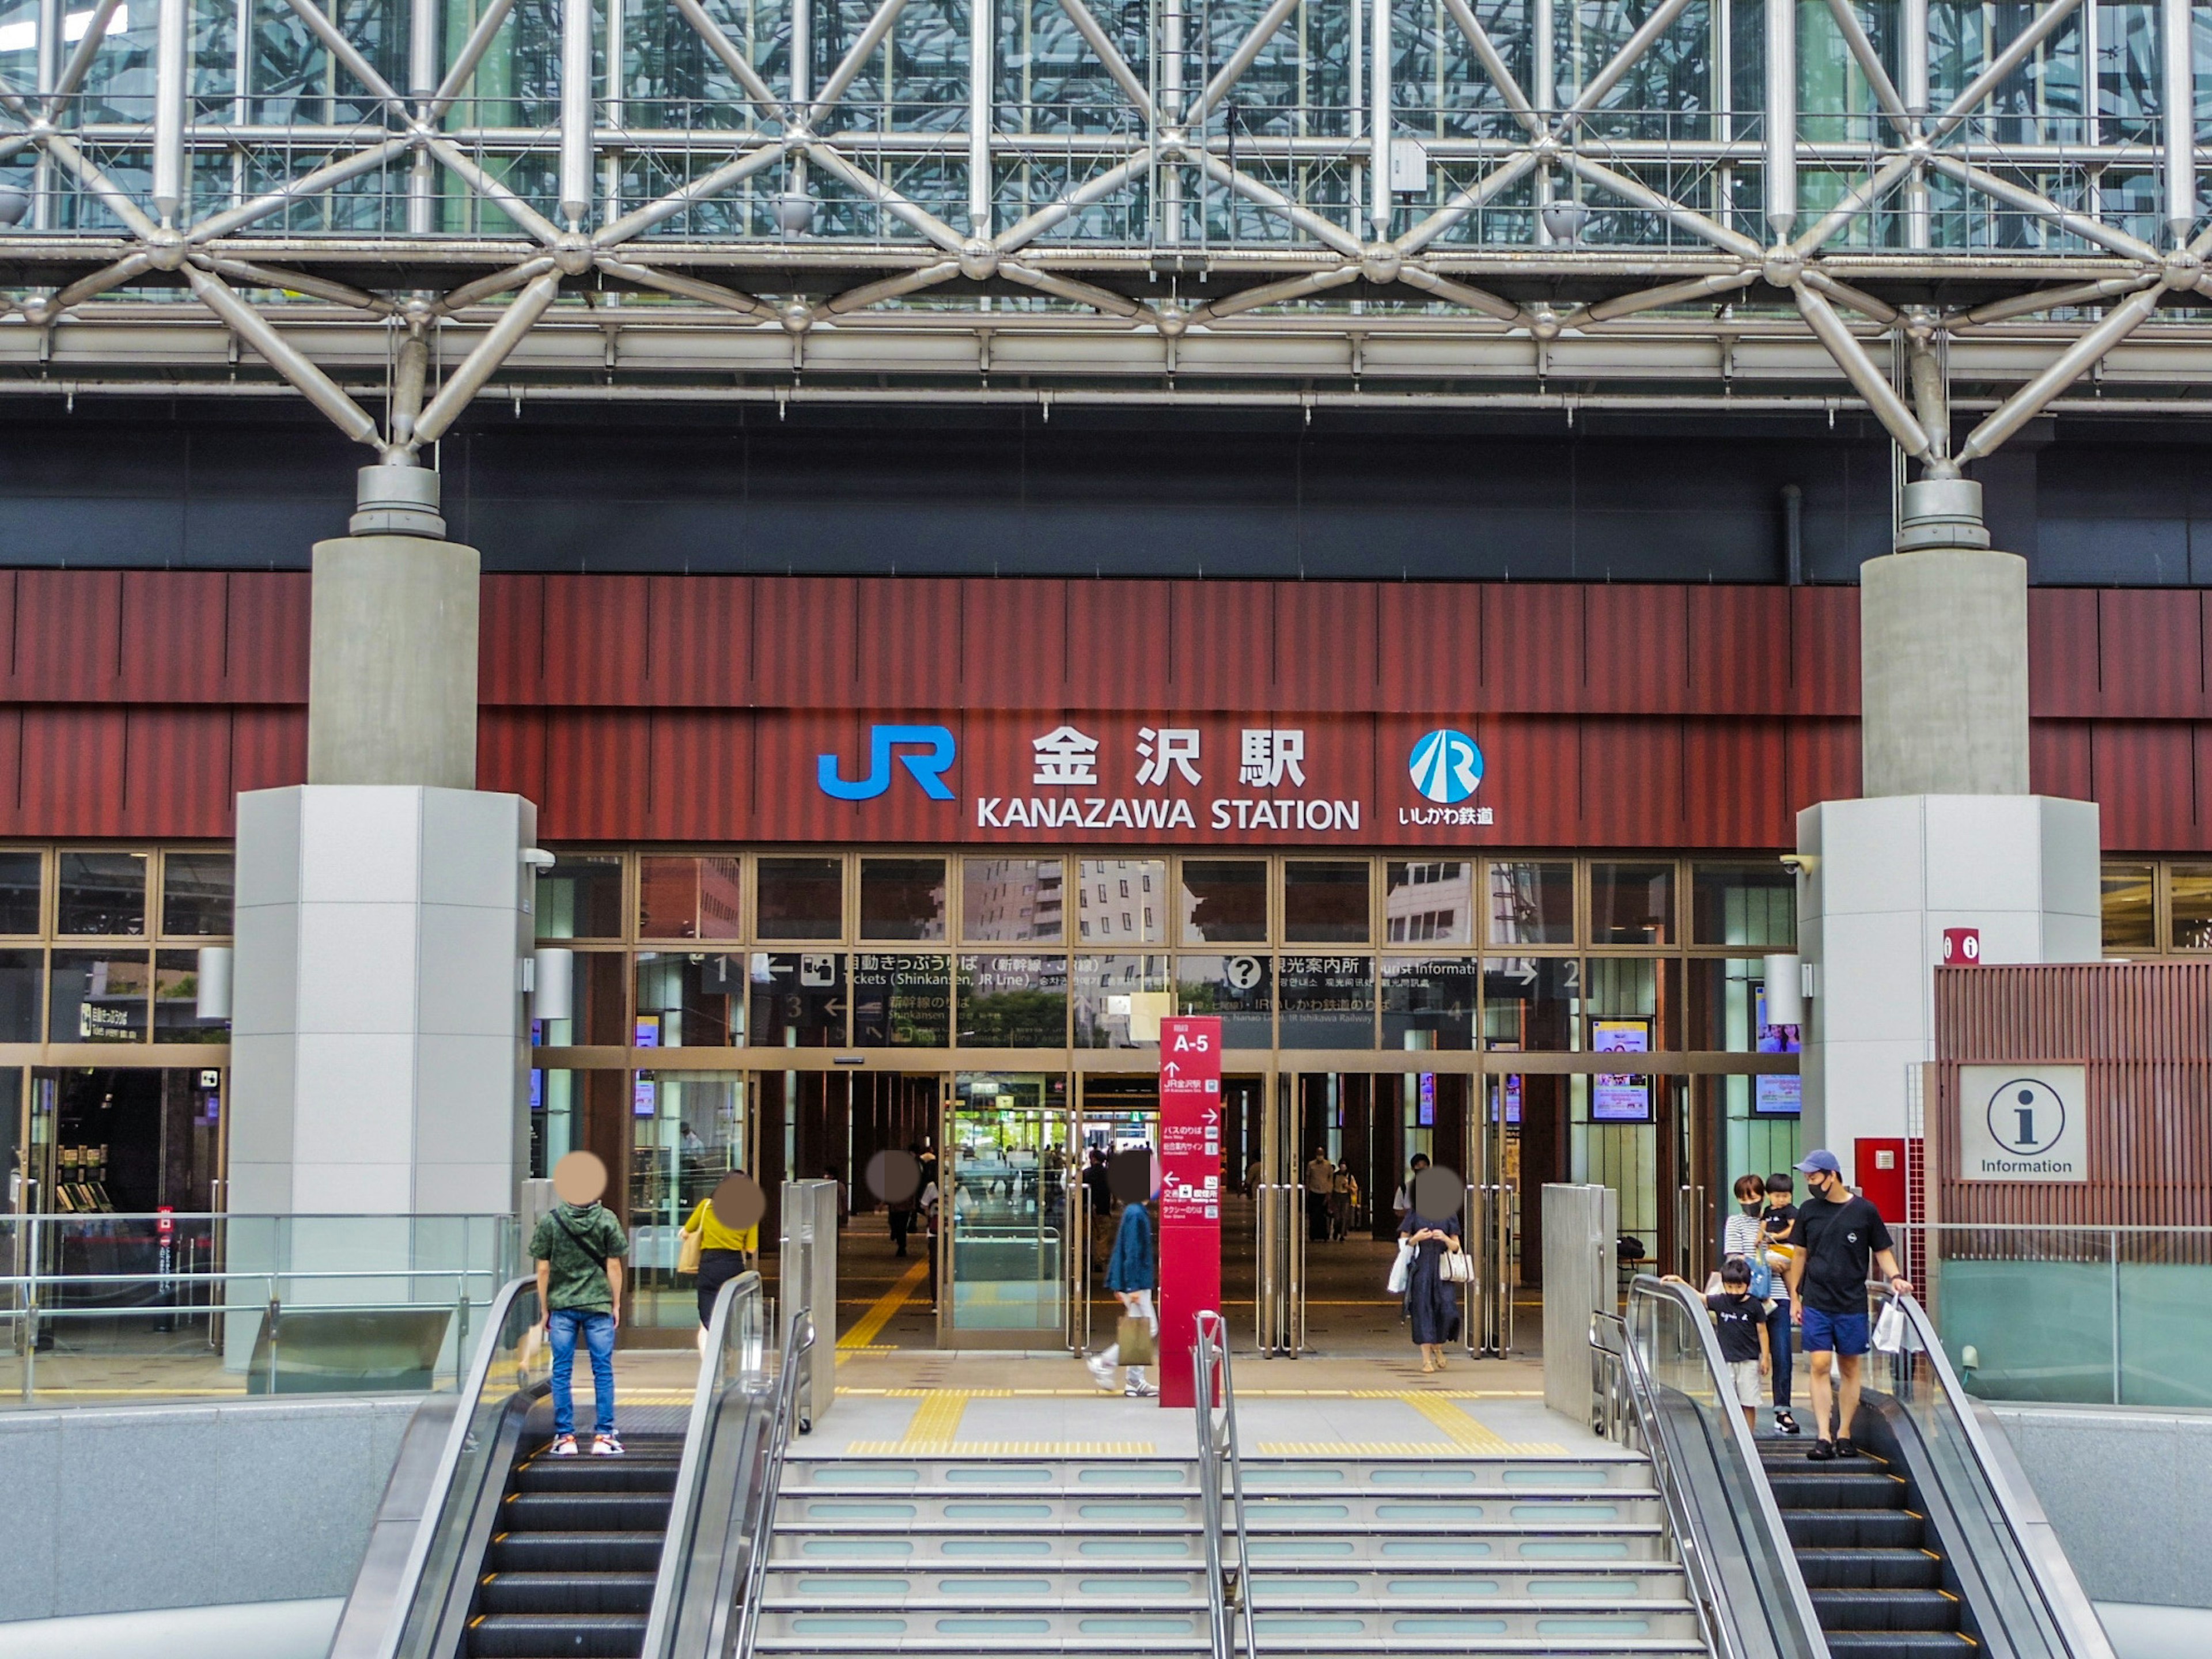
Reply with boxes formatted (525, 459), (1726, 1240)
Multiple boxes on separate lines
(1157, 1016), (1222, 1410)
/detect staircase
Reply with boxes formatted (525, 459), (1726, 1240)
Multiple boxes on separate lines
(755, 1449), (1706, 1657)
(1764, 1440), (1974, 1656)
(463, 1432), (682, 1659)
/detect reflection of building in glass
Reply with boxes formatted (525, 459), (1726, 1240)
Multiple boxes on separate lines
(1386, 861), (1472, 943)
(1075, 859), (1161, 943)
(964, 858), (1064, 941)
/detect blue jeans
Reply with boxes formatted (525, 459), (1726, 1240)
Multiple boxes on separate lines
(548, 1309), (616, 1437)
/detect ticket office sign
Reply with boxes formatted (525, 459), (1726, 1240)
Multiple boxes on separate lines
(1157, 1016), (1223, 1409)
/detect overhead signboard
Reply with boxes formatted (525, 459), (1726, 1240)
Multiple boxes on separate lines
(1957, 1065), (2088, 1182)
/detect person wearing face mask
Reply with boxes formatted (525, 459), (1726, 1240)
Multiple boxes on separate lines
(1785, 1149), (1911, 1461)
(1722, 1173), (1798, 1433)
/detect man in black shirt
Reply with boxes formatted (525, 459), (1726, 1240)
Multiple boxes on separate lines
(1785, 1148), (1912, 1461)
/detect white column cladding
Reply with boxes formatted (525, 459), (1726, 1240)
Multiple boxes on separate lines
(1794, 794), (2103, 1171)
(229, 785), (536, 1218)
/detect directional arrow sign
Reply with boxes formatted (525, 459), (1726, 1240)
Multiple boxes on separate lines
(1158, 1016), (1222, 1411)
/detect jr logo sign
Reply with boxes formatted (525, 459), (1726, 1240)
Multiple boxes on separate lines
(817, 725), (959, 801)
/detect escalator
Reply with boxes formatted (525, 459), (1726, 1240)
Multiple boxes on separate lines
(328, 1274), (807, 1659)
(1765, 1433), (1967, 1655)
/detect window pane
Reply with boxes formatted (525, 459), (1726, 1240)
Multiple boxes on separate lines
(1382, 957), (1477, 1050)
(859, 859), (947, 942)
(757, 857), (843, 940)
(1284, 861), (1370, 943)
(537, 855), (625, 940)
(854, 952), (951, 1045)
(1384, 861), (1474, 945)
(1486, 861), (1573, 945)
(155, 949), (228, 1043)
(637, 856), (744, 940)
(957, 955), (1069, 1046)
(160, 852), (233, 937)
(0, 948), (40, 1040)
(1278, 955), (1376, 1047)
(1691, 862), (1797, 948)
(50, 949), (149, 1042)
(1072, 955), (1169, 1048)
(533, 952), (629, 1046)
(634, 952), (746, 1047)
(1180, 859), (1267, 944)
(1590, 862), (1675, 945)
(1482, 956), (1580, 1050)
(1175, 955), (1272, 1047)
(629, 1072), (748, 1328)
(2172, 866), (2212, 950)
(1586, 956), (1679, 1049)
(963, 858), (1066, 943)
(1076, 858), (1165, 944)
(0, 853), (39, 935)
(2101, 862), (2155, 953)
(57, 851), (146, 937)
(748, 952), (846, 1046)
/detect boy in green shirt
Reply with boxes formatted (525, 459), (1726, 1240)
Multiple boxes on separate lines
(531, 1197), (630, 1455)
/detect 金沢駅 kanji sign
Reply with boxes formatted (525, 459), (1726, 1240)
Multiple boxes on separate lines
(793, 715), (1498, 845)
(1157, 1015), (1222, 1410)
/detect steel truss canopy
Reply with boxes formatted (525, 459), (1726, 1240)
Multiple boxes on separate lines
(2, 0), (2211, 457)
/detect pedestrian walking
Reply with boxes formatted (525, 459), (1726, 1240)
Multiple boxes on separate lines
(919, 1173), (941, 1310)
(1082, 1147), (1113, 1270)
(888, 1143), (923, 1257)
(532, 1188), (630, 1457)
(1785, 1149), (1911, 1461)
(1088, 1194), (1158, 1397)
(1681, 1259), (1771, 1433)
(680, 1182), (758, 1346)
(1331, 1161), (1359, 1240)
(1722, 1172), (1798, 1434)
(1392, 1153), (1431, 1223)
(1303, 1149), (1335, 1243)
(1397, 1196), (1464, 1373)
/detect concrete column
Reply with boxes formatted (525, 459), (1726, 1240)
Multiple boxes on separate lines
(1860, 480), (2030, 798)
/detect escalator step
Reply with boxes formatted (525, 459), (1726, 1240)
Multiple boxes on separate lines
(1782, 1510), (1928, 1550)
(514, 1461), (682, 1495)
(502, 1493), (676, 1532)
(476, 1572), (658, 1615)
(1766, 1472), (1910, 1509)
(1823, 1631), (1976, 1654)
(1811, 1588), (1963, 1631)
(1794, 1548), (1945, 1589)
(488, 1532), (667, 1574)
(465, 1612), (649, 1658)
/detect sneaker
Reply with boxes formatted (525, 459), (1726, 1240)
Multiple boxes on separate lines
(548, 1434), (578, 1457)
(1774, 1410), (1800, 1435)
(1806, 1439), (1836, 1461)
(1124, 1380), (1158, 1397)
(1086, 1356), (1118, 1392)
(592, 1433), (625, 1456)
(1835, 1437), (1858, 1459)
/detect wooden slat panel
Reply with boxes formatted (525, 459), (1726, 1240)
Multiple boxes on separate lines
(1787, 587), (1859, 715)
(1374, 584), (1482, 714)
(1475, 715), (1580, 843)
(2099, 588), (2205, 717)
(542, 575), (651, 707)
(118, 573), (229, 703)
(753, 578), (859, 709)
(1785, 718), (1861, 813)
(1065, 581), (1174, 711)
(541, 711), (655, 840)
(2029, 719), (2095, 803)
(1275, 583), (1376, 710)
(479, 574), (545, 706)
(962, 579), (1066, 708)
(1482, 586), (1583, 711)
(476, 709), (547, 806)
(232, 707), (308, 797)
(0, 708), (24, 833)
(1687, 587), (1791, 714)
(14, 571), (122, 700)
(646, 711), (753, 839)
(1172, 582), (1274, 711)
(19, 708), (127, 835)
(224, 573), (310, 704)
(123, 707), (233, 835)
(1581, 717), (1683, 846)
(2092, 721), (2195, 849)
(856, 577), (963, 707)
(646, 575), (751, 706)
(2028, 589), (2100, 718)
(1585, 587), (1690, 714)
(1681, 719), (1789, 847)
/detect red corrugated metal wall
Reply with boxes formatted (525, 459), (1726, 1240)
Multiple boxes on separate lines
(0, 573), (2205, 847)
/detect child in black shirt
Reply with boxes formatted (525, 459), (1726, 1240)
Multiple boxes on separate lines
(1706, 1258), (1772, 1431)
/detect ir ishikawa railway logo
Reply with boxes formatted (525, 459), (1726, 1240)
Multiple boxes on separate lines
(1400, 728), (1493, 828)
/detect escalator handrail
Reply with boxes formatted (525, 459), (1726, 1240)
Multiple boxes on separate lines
(1192, 1309), (1256, 1659)
(637, 1268), (767, 1659)
(735, 1311), (816, 1659)
(369, 1273), (542, 1659)
(1883, 1291), (2113, 1659)
(1608, 1275), (1832, 1659)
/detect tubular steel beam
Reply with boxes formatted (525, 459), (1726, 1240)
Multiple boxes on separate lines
(1959, 283), (2169, 460)
(413, 271), (564, 444)
(185, 266), (382, 444)
(1792, 282), (1930, 457)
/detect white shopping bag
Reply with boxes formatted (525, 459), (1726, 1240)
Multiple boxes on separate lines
(1387, 1240), (1414, 1295)
(1873, 1297), (1911, 1354)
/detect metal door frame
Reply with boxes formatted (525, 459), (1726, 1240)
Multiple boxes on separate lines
(934, 1074), (1076, 1352)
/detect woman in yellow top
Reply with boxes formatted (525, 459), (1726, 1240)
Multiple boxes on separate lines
(681, 1193), (758, 1338)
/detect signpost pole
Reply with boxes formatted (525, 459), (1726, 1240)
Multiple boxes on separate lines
(1158, 1016), (1223, 1409)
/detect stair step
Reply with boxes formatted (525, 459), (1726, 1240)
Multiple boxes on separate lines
(763, 1564), (1690, 1600)
(773, 1493), (1662, 1528)
(464, 1611), (650, 1659)
(783, 1456), (1656, 1492)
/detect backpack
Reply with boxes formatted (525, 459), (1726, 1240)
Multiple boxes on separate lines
(1747, 1253), (1774, 1300)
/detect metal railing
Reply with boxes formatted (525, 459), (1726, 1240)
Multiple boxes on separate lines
(1594, 1275), (1828, 1659)
(1193, 1308), (1256, 1659)
(1874, 1293), (2116, 1659)
(735, 1312), (815, 1659)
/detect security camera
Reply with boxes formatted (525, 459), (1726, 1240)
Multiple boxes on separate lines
(1779, 854), (1813, 874)
(520, 847), (556, 871)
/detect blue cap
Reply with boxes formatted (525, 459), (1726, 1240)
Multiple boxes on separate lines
(1795, 1149), (1842, 1175)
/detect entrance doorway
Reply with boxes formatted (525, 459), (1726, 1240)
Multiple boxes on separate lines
(938, 1073), (1071, 1349)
